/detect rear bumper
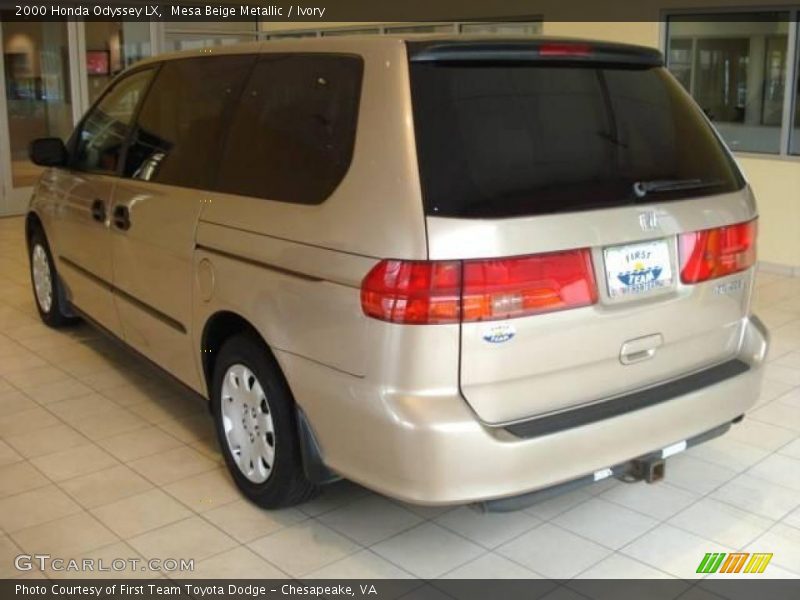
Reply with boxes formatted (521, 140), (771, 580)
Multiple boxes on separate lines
(478, 420), (734, 512)
(289, 315), (769, 506)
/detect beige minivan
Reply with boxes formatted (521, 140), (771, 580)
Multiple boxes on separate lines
(26, 36), (768, 510)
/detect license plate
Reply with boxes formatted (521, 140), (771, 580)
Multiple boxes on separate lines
(604, 239), (674, 299)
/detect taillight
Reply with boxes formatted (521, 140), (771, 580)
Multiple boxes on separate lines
(679, 220), (757, 284)
(462, 250), (597, 321)
(361, 260), (461, 324)
(361, 249), (597, 325)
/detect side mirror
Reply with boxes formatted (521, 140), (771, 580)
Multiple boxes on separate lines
(29, 138), (68, 167)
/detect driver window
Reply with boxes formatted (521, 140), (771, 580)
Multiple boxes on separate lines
(72, 68), (155, 174)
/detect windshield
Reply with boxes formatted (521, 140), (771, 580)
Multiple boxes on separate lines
(409, 62), (745, 218)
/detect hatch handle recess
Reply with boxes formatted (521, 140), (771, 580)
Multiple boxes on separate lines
(620, 333), (663, 365)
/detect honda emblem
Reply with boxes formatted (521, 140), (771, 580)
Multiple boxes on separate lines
(639, 211), (659, 231)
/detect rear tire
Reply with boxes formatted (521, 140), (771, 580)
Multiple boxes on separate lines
(28, 227), (77, 328)
(211, 333), (319, 508)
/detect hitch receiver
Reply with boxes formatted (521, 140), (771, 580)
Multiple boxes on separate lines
(630, 457), (665, 483)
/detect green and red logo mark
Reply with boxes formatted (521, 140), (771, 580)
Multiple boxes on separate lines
(697, 552), (772, 574)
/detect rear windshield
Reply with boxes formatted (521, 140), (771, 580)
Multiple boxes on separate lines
(410, 62), (745, 218)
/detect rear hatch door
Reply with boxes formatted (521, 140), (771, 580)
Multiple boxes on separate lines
(409, 39), (756, 425)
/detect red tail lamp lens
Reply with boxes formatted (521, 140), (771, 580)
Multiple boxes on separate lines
(679, 220), (757, 284)
(360, 260), (462, 324)
(461, 250), (597, 321)
(361, 249), (597, 324)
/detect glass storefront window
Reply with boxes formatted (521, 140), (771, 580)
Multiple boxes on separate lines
(667, 13), (790, 154)
(321, 28), (380, 37)
(267, 32), (318, 40)
(85, 22), (151, 104)
(165, 20), (258, 51)
(459, 22), (542, 35)
(165, 34), (257, 51)
(384, 24), (455, 34)
(792, 24), (800, 156)
(2, 21), (73, 187)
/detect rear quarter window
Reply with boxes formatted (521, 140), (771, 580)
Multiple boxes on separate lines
(410, 62), (745, 218)
(215, 54), (364, 204)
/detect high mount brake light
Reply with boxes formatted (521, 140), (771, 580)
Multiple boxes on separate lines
(361, 250), (598, 325)
(679, 220), (757, 284)
(538, 43), (593, 57)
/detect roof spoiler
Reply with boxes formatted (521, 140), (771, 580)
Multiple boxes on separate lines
(408, 40), (663, 67)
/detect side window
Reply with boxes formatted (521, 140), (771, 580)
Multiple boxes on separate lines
(216, 54), (364, 204)
(123, 56), (255, 189)
(72, 69), (154, 174)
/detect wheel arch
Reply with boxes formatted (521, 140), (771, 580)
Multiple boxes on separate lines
(200, 310), (264, 394)
(25, 210), (45, 250)
(199, 310), (338, 485)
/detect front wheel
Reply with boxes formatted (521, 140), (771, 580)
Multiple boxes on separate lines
(28, 227), (77, 328)
(211, 334), (319, 508)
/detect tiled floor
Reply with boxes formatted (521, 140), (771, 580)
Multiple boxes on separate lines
(1, 215), (799, 581)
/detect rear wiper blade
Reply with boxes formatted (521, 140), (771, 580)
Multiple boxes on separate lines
(632, 178), (722, 198)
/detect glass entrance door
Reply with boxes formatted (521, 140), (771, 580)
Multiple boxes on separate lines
(0, 19), (153, 216)
(0, 20), (74, 215)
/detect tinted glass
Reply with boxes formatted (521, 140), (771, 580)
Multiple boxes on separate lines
(72, 69), (153, 174)
(3, 21), (72, 187)
(123, 56), (254, 189)
(216, 54), (363, 204)
(410, 64), (745, 219)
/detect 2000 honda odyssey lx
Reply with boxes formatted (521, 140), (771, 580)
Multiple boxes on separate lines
(25, 36), (769, 509)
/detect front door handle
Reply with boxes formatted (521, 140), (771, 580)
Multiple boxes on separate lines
(90, 199), (106, 223)
(112, 205), (131, 231)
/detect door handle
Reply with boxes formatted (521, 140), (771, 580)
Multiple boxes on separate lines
(90, 199), (106, 223)
(620, 334), (663, 365)
(112, 205), (131, 231)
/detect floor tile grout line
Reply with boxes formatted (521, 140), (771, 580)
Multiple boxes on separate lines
(4, 351), (792, 536)
(316, 507), (432, 549)
(3, 227), (800, 580)
(1, 358), (170, 442)
(0, 371), (137, 487)
(7, 509), (124, 561)
(0, 341), (224, 489)
(696, 489), (800, 525)
(457, 495), (613, 579)
(740, 514), (800, 576)
(245, 527), (362, 580)
(567, 461), (749, 578)
(191, 487), (311, 547)
(608, 431), (800, 576)
(568, 548), (678, 581)
(187, 509), (297, 578)
(2, 498), (91, 542)
(0, 367), (138, 519)
(665, 435), (800, 498)
(435, 544), (549, 580)
(657, 507), (775, 553)
(323, 504), (509, 579)
(431, 507), (545, 553)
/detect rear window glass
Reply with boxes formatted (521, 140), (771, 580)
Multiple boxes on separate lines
(215, 54), (363, 204)
(410, 63), (745, 218)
